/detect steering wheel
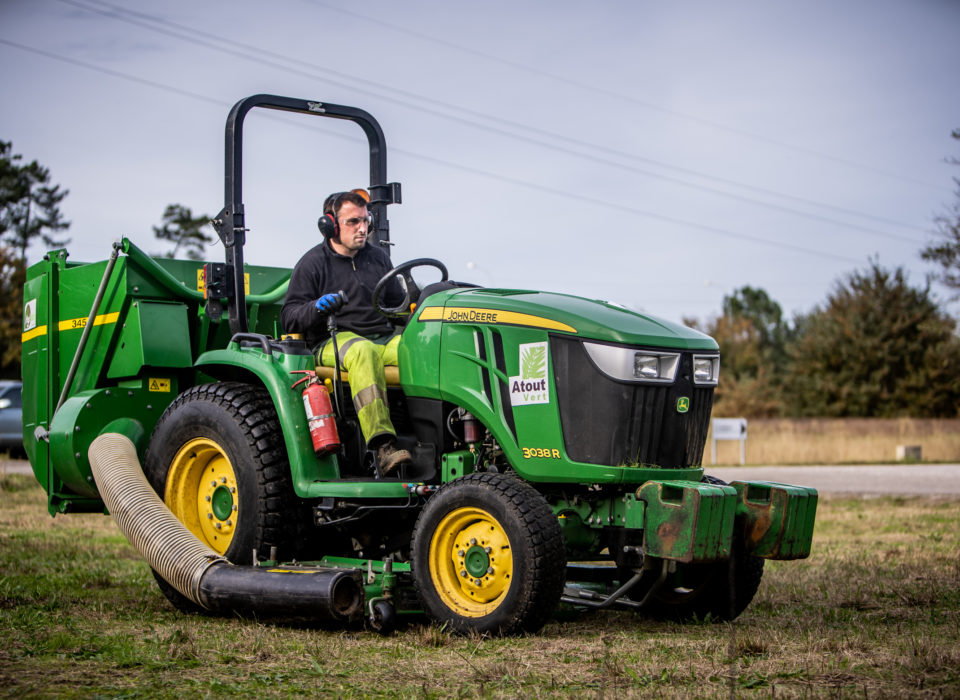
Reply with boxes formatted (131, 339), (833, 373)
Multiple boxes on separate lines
(372, 258), (448, 319)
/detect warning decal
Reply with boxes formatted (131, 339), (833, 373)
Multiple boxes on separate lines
(148, 378), (171, 392)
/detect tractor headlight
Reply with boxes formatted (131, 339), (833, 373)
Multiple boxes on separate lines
(634, 354), (660, 379)
(584, 342), (679, 384)
(692, 355), (720, 386)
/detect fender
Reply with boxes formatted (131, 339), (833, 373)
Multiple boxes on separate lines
(194, 343), (341, 490)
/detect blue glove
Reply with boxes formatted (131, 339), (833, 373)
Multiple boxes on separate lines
(315, 293), (344, 313)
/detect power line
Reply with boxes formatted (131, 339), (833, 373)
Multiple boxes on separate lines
(56, 0), (930, 243)
(0, 38), (223, 107)
(76, 0), (931, 237)
(0, 36), (868, 266)
(301, 0), (951, 194)
(395, 147), (865, 265)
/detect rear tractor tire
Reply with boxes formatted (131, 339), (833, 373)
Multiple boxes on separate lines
(144, 382), (306, 610)
(411, 472), (566, 635)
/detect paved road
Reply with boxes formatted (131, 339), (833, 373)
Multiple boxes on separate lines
(4, 459), (958, 495)
(1, 459), (33, 475)
(710, 464), (960, 496)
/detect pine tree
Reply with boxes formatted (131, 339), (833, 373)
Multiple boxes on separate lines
(0, 245), (26, 379)
(152, 204), (214, 260)
(0, 141), (70, 379)
(0, 141), (70, 263)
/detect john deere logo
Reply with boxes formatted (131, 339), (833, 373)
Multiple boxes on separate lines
(676, 397), (690, 414)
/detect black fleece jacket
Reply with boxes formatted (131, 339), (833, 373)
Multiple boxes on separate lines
(281, 239), (402, 348)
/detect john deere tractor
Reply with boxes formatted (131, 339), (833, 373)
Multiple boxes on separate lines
(21, 95), (817, 635)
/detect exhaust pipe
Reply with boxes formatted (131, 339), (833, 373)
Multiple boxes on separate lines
(87, 433), (362, 621)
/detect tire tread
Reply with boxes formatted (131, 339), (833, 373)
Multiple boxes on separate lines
(145, 382), (307, 566)
(411, 472), (566, 635)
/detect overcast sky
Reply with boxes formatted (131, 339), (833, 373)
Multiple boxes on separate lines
(2, 0), (958, 325)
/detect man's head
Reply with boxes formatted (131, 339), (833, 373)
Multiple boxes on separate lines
(321, 189), (371, 257)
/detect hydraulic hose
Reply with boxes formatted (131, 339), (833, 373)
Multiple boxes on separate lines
(87, 433), (362, 620)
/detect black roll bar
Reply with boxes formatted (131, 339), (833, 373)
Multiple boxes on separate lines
(209, 94), (401, 335)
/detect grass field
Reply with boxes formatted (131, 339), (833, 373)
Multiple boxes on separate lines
(709, 417), (960, 465)
(1, 472), (958, 698)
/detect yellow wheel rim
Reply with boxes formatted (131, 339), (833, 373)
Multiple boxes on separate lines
(427, 506), (513, 618)
(164, 438), (239, 555)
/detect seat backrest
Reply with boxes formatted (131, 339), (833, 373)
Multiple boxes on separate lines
(416, 280), (480, 308)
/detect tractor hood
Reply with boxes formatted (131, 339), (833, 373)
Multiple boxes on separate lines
(420, 287), (717, 350)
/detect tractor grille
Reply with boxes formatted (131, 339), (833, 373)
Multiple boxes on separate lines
(551, 337), (713, 468)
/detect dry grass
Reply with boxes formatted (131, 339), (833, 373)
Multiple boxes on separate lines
(1, 473), (958, 698)
(709, 417), (960, 465)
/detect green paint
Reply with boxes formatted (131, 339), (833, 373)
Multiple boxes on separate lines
(638, 480), (736, 563)
(464, 545), (490, 578)
(441, 450), (475, 483)
(731, 480), (819, 559)
(211, 485), (233, 521)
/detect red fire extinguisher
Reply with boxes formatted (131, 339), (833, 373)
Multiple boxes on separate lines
(291, 370), (340, 455)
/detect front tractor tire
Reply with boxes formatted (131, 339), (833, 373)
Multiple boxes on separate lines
(145, 382), (304, 567)
(411, 473), (566, 635)
(643, 475), (764, 622)
(643, 542), (764, 622)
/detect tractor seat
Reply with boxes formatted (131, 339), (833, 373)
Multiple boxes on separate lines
(315, 365), (401, 387)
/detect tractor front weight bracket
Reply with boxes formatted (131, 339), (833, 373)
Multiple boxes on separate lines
(730, 481), (818, 560)
(556, 479), (817, 565)
(636, 479), (818, 563)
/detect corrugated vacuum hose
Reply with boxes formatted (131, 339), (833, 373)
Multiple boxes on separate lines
(87, 433), (362, 621)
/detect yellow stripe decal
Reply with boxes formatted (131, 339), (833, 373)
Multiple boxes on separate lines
(419, 306), (576, 333)
(417, 307), (444, 321)
(21, 325), (47, 343)
(57, 312), (121, 332)
(22, 312), (120, 343)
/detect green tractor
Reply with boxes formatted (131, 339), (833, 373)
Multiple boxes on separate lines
(21, 95), (817, 635)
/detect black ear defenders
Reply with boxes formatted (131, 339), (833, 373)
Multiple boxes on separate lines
(317, 211), (339, 238)
(317, 189), (373, 239)
(317, 191), (346, 238)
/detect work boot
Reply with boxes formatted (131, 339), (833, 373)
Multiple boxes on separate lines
(377, 440), (412, 477)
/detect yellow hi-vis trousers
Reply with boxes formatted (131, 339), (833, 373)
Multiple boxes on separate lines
(318, 332), (401, 448)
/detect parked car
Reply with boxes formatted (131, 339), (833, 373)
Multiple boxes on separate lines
(0, 380), (23, 454)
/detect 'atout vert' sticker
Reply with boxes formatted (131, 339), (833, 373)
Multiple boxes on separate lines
(509, 341), (549, 406)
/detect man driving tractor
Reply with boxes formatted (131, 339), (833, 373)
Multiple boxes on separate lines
(281, 188), (412, 476)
